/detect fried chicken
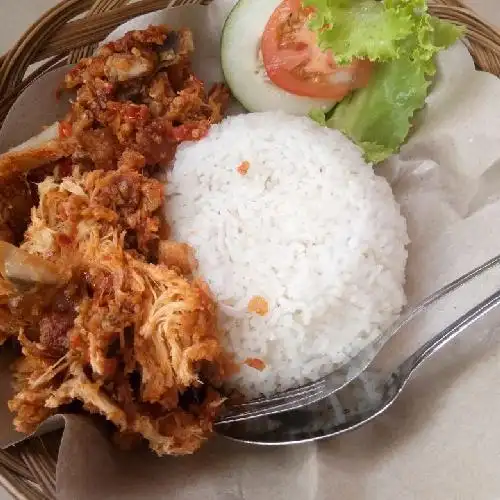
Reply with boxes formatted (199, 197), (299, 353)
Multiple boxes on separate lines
(61, 25), (230, 167)
(0, 25), (233, 455)
(9, 356), (61, 433)
(7, 153), (231, 455)
(0, 24), (229, 247)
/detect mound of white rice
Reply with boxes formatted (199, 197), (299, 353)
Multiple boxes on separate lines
(167, 112), (408, 398)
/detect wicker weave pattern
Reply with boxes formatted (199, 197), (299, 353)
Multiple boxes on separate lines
(0, 0), (498, 498)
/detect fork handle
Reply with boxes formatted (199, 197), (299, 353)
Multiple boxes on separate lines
(398, 288), (500, 380)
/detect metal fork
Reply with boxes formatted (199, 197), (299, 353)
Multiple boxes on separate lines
(216, 285), (500, 444)
(216, 252), (500, 425)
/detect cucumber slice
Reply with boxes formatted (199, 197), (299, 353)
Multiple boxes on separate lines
(221, 0), (337, 115)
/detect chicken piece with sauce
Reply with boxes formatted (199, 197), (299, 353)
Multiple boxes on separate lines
(0, 25), (233, 456)
(5, 149), (234, 456)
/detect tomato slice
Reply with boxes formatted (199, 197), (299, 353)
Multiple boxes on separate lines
(286, 0), (304, 12)
(261, 1), (372, 100)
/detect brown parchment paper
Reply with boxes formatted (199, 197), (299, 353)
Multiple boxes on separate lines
(2, 1), (500, 499)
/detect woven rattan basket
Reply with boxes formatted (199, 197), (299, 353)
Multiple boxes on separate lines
(0, 0), (499, 498)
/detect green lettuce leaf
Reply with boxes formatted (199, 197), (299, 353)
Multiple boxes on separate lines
(305, 0), (415, 64)
(327, 57), (429, 163)
(309, 108), (327, 125)
(305, 0), (463, 162)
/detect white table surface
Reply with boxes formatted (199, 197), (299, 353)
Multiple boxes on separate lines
(0, 1), (498, 499)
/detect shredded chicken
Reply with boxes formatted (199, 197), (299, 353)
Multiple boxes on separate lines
(6, 165), (232, 454)
(158, 240), (197, 275)
(1, 25), (234, 456)
(8, 356), (61, 433)
(134, 261), (223, 404)
(0, 306), (27, 345)
(46, 364), (128, 431)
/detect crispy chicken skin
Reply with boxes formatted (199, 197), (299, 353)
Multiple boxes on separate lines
(0, 23), (229, 246)
(61, 25), (230, 167)
(0, 25), (233, 456)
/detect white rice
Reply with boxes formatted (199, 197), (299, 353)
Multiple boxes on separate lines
(166, 112), (408, 398)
